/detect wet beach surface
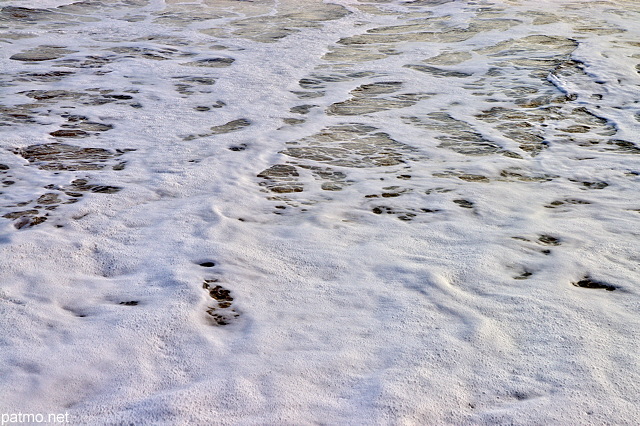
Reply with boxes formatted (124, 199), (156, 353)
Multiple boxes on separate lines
(1, 0), (639, 423)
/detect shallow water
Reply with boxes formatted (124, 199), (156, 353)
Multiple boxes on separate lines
(1, 0), (639, 423)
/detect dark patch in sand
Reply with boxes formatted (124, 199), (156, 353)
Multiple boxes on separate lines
(572, 277), (616, 291)
(203, 280), (239, 326)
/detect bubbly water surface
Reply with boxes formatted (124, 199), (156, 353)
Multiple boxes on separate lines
(1, 0), (639, 423)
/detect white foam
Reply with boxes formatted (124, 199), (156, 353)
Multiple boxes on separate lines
(1, 0), (639, 423)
